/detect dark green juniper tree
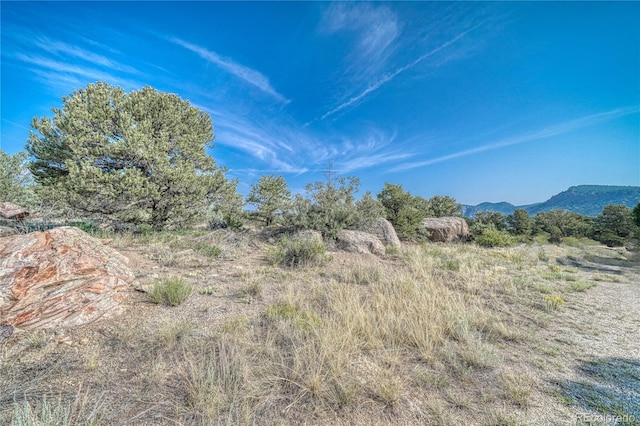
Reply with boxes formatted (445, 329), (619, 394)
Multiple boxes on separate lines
(633, 202), (640, 228)
(507, 209), (534, 237)
(246, 174), (291, 226)
(473, 211), (509, 231)
(534, 210), (593, 243)
(594, 204), (635, 246)
(425, 195), (462, 217)
(377, 183), (429, 240)
(27, 82), (233, 229)
(0, 149), (39, 208)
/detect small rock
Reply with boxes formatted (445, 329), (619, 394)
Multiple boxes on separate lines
(0, 324), (14, 343)
(0, 202), (29, 220)
(56, 335), (73, 345)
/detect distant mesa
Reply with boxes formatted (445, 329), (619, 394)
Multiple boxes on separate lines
(461, 185), (640, 217)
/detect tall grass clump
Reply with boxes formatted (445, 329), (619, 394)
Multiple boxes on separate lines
(329, 276), (456, 353)
(148, 277), (192, 306)
(328, 246), (481, 357)
(9, 392), (106, 426)
(220, 245), (488, 417)
(267, 234), (326, 268)
(11, 398), (71, 426)
(190, 242), (223, 258)
(178, 337), (254, 423)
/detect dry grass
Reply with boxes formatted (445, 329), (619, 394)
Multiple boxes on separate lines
(1, 230), (635, 425)
(502, 372), (533, 408)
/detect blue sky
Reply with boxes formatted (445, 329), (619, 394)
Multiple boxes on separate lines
(1, 1), (638, 205)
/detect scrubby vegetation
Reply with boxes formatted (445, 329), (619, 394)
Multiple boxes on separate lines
(0, 150), (39, 209)
(377, 183), (462, 241)
(246, 174), (291, 226)
(2, 82), (638, 248)
(464, 204), (640, 249)
(148, 277), (193, 306)
(267, 233), (326, 267)
(474, 226), (517, 247)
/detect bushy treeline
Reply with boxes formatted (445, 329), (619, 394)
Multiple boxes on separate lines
(2, 82), (638, 247)
(376, 183), (461, 240)
(467, 205), (640, 247)
(247, 172), (385, 239)
(244, 176), (462, 240)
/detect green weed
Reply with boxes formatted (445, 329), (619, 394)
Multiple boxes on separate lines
(148, 277), (192, 306)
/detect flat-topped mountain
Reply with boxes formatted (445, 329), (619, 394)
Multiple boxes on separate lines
(462, 185), (640, 217)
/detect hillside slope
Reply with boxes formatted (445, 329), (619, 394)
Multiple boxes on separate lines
(462, 185), (640, 217)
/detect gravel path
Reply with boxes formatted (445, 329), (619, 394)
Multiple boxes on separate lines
(538, 249), (640, 425)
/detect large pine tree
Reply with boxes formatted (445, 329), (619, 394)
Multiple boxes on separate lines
(27, 82), (230, 228)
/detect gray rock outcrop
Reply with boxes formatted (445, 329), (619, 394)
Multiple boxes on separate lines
(336, 230), (385, 256)
(372, 218), (401, 248)
(421, 217), (470, 242)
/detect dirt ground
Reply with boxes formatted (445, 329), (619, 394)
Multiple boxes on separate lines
(530, 248), (640, 425)
(1, 232), (639, 425)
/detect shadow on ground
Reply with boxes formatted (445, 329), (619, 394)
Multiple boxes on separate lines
(557, 245), (640, 275)
(556, 357), (640, 425)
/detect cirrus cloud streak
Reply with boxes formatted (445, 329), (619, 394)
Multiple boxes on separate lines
(391, 106), (640, 172)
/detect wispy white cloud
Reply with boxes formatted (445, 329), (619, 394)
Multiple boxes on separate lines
(195, 103), (413, 176)
(310, 25), (478, 125)
(327, 129), (414, 173)
(169, 37), (289, 104)
(320, 3), (399, 76)
(340, 151), (413, 174)
(33, 37), (140, 75)
(196, 105), (305, 173)
(3, 26), (148, 94)
(76, 34), (122, 55)
(391, 106), (640, 172)
(15, 53), (143, 91)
